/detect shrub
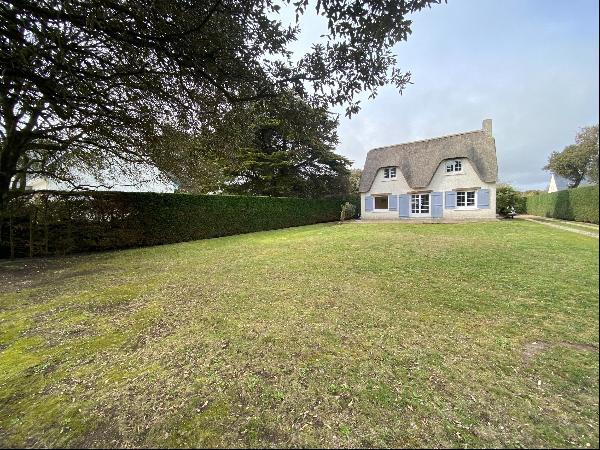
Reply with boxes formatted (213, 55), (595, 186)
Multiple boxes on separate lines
(515, 195), (527, 214)
(0, 191), (351, 258)
(526, 185), (599, 223)
(496, 185), (525, 217)
(339, 202), (357, 221)
(346, 194), (361, 219)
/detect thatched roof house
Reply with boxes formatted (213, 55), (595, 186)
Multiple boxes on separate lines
(359, 120), (498, 221)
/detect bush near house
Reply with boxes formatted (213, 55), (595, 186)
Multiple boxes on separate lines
(0, 191), (354, 258)
(339, 202), (357, 221)
(526, 185), (599, 224)
(496, 185), (527, 217)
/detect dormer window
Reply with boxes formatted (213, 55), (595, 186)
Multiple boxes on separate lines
(383, 167), (397, 179)
(446, 160), (462, 173)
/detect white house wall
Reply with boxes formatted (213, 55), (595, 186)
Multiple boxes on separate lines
(428, 158), (496, 219)
(361, 158), (496, 220)
(361, 166), (411, 220)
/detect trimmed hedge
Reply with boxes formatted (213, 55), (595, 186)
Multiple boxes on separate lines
(0, 191), (352, 258)
(526, 185), (599, 224)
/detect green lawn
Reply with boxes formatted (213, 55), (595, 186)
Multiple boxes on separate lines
(0, 221), (598, 448)
(525, 216), (599, 234)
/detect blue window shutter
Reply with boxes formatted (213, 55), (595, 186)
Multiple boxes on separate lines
(445, 191), (457, 209)
(388, 194), (398, 211)
(399, 194), (410, 218)
(478, 189), (490, 208)
(365, 196), (374, 212)
(431, 192), (443, 218)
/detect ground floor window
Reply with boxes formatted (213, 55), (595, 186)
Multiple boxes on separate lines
(411, 193), (430, 214)
(374, 195), (389, 210)
(457, 190), (476, 207)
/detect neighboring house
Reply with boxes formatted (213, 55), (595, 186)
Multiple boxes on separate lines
(359, 119), (498, 220)
(547, 173), (592, 193)
(23, 174), (176, 193)
(24, 177), (64, 191)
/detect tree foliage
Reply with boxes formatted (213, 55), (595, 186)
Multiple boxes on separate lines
(223, 103), (351, 198)
(544, 124), (599, 187)
(349, 169), (362, 194)
(0, 0), (443, 207)
(158, 95), (352, 198)
(578, 124), (599, 184)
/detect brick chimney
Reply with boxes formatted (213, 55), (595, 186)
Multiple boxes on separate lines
(482, 119), (492, 136)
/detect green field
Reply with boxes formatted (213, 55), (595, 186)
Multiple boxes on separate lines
(0, 221), (598, 448)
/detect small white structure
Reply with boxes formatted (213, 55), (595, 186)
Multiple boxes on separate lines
(359, 120), (498, 220)
(547, 173), (592, 193)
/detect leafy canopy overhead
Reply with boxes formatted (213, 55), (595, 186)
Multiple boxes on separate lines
(0, 0), (443, 203)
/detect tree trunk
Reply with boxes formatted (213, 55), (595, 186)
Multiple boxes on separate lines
(0, 174), (12, 259)
(0, 140), (26, 213)
(0, 173), (11, 212)
(572, 173), (584, 188)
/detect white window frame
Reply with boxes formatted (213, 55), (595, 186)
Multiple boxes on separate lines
(456, 190), (477, 209)
(373, 194), (389, 211)
(445, 159), (463, 174)
(383, 167), (397, 180)
(410, 193), (430, 216)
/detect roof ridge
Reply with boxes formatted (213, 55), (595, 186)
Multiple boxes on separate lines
(369, 129), (484, 152)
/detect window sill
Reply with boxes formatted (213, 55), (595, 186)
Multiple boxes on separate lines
(372, 209), (390, 212)
(382, 178), (397, 182)
(445, 172), (465, 176)
(455, 207), (478, 211)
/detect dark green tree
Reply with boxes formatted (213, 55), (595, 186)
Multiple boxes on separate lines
(214, 95), (351, 198)
(149, 95), (352, 198)
(0, 0), (443, 208)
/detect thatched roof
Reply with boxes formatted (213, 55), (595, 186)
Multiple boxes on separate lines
(359, 122), (498, 192)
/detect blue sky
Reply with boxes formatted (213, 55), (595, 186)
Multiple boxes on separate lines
(285, 0), (599, 190)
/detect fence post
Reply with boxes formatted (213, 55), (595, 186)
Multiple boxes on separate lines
(66, 200), (72, 255)
(9, 213), (14, 259)
(29, 208), (35, 258)
(43, 194), (49, 256)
